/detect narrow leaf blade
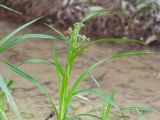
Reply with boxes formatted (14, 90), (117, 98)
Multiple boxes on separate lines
(0, 34), (59, 53)
(0, 17), (43, 47)
(67, 51), (151, 109)
(82, 9), (113, 23)
(0, 4), (22, 14)
(0, 75), (21, 120)
(3, 61), (58, 117)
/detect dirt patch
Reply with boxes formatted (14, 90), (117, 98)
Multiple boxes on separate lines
(0, 19), (160, 120)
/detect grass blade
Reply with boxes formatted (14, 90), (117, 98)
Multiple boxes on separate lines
(0, 75), (21, 120)
(0, 109), (8, 120)
(74, 89), (120, 110)
(0, 17), (43, 47)
(0, 80), (13, 112)
(73, 38), (145, 60)
(103, 91), (114, 120)
(82, 9), (113, 23)
(17, 58), (54, 67)
(90, 75), (101, 90)
(0, 34), (60, 53)
(70, 113), (102, 120)
(44, 23), (66, 39)
(52, 44), (66, 119)
(75, 95), (90, 101)
(3, 61), (59, 119)
(74, 89), (105, 100)
(66, 51), (151, 111)
(0, 4), (22, 15)
(127, 106), (156, 112)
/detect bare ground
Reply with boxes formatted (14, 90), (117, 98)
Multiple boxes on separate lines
(0, 18), (160, 120)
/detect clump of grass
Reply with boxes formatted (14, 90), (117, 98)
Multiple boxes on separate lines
(2, 9), (152, 120)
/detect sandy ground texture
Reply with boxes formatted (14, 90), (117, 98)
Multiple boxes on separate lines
(0, 18), (160, 120)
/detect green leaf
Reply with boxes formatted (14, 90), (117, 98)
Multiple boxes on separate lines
(52, 43), (66, 119)
(127, 106), (156, 112)
(110, 51), (152, 59)
(74, 89), (120, 110)
(70, 113), (102, 120)
(0, 4), (22, 15)
(73, 38), (145, 60)
(0, 92), (5, 113)
(44, 23), (66, 39)
(0, 80), (14, 113)
(0, 108), (8, 120)
(17, 58), (54, 67)
(0, 34), (59, 53)
(6, 80), (14, 89)
(0, 17), (43, 47)
(3, 61), (59, 119)
(103, 91), (114, 120)
(66, 51), (151, 111)
(0, 75), (21, 120)
(82, 9), (114, 23)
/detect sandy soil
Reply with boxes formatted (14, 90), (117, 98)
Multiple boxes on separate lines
(0, 18), (160, 120)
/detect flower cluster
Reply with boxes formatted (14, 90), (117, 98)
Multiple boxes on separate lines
(69, 22), (89, 49)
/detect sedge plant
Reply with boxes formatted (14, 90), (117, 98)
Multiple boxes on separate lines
(2, 9), (152, 120)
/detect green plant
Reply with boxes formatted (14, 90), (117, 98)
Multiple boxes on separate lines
(3, 9), (151, 120)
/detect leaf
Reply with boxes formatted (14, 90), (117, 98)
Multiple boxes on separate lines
(17, 58), (54, 67)
(74, 89), (105, 99)
(110, 51), (152, 59)
(3, 61), (59, 118)
(0, 75), (21, 120)
(70, 113), (102, 120)
(0, 4), (22, 14)
(90, 75), (101, 90)
(82, 9), (113, 23)
(0, 80), (14, 113)
(0, 108), (8, 120)
(6, 80), (14, 89)
(127, 106), (157, 112)
(0, 17), (43, 47)
(73, 38), (145, 60)
(44, 23), (66, 39)
(74, 89), (120, 110)
(75, 95), (90, 101)
(52, 43), (66, 119)
(103, 91), (114, 120)
(66, 51), (151, 110)
(0, 80), (13, 114)
(0, 34), (59, 53)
